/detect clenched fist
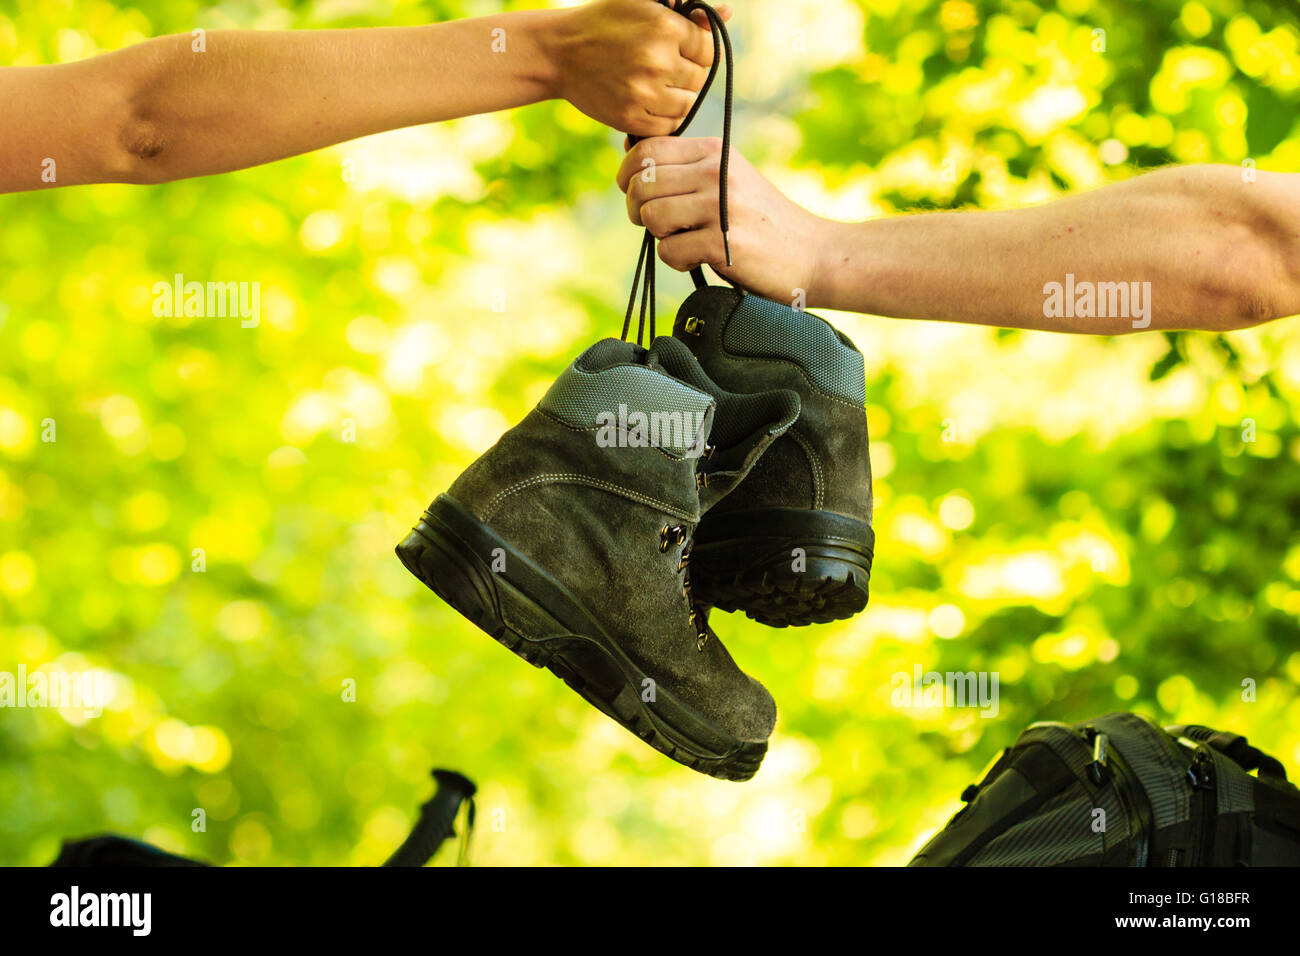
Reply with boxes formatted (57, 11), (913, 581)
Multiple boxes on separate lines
(616, 136), (833, 303)
(544, 0), (734, 137)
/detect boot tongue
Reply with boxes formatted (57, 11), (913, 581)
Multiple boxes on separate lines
(649, 337), (799, 442)
(646, 335), (704, 380)
(648, 336), (801, 510)
(575, 338), (648, 372)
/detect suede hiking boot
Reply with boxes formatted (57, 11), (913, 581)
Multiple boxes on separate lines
(671, 285), (875, 628)
(396, 337), (800, 781)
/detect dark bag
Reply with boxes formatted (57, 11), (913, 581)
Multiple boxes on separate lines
(909, 712), (1300, 866)
(49, 768), (475, 868)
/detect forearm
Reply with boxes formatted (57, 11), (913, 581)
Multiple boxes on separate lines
(814, 165), (1300, 333)
(83, 14), (556, 185)
(0, 11), (566, 191)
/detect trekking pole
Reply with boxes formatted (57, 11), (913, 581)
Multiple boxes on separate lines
(382, 768), (477, 867)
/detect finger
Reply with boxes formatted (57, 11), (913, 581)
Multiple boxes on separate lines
(618, 139), (660, 194)
(640, 193), (718, 239)
(622, 108), (680, 139)
(716, 4), (733, 21)
(626, 164), (713, 222)
(658, 229), (728, 274)
(681, 12), (717, 68)
(616, 137), (721, 192)
(643, 87), (698, 124)
(667, 59), (709, 93)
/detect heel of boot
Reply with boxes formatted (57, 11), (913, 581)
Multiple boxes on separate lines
(397, 511), (504, 636)
(691, 508), (874, 628)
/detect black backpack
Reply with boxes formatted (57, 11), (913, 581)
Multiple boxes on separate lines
(48, 768), (476, 868)
(909, 712), (1300, 866)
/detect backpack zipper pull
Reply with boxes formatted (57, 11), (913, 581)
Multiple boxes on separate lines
(1187, 749), (1215, 790)
(1087, 729), (1110, 785)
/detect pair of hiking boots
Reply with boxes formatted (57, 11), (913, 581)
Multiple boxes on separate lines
(396, 286), (874, 781)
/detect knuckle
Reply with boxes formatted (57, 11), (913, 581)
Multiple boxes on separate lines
(641, 203), (662, 234)
(637, 51), (667, 78)
(626, 192), (643, 224)
(648, 4), (675, 27)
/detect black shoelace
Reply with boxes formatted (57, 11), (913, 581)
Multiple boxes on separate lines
(629, 1), (733, 651)
(621, 0), (734, 347)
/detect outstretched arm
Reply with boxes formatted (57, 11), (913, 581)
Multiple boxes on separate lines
(1, 0), (729, 193)
(618, 137), (1300, 333)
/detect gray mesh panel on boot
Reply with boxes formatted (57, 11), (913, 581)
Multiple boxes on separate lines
(722, 296), (867, 406)
(538, 362), (713, 458)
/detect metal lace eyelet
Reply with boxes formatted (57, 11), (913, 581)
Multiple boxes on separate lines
(659, 524), (685, 552)
(696, 633), (709, 652)
(702, 443), (715, 460)
(696, 472), (709, 489)
(683, 316), (705, 334)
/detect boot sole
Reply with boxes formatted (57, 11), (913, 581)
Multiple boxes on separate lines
(395, 494), (767, 782)
(690, 507), (874, 628)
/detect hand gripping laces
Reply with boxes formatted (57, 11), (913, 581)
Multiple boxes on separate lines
(621, 0), (734, 348)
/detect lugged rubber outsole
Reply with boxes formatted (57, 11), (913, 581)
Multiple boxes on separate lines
(396, 495), (767, 782)
(690, 507), (874, 628)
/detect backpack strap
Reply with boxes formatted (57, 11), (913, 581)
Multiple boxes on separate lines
(1166, 724), (1288, 781)
(1249, 777), (1300, 865)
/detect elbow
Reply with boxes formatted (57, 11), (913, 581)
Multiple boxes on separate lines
(95, 41), (178, 185)
(1222, 183), (1300, 329)
(115, 114), (171, 184)
(100, 101), (172, 185)
(1199, 222), (1297, 331)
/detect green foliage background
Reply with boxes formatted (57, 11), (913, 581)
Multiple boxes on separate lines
(2, 0), (1300, 865)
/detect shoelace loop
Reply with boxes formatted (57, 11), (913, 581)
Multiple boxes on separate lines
(621, 0), (734, 347)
